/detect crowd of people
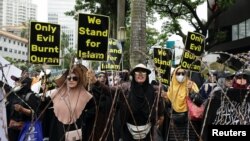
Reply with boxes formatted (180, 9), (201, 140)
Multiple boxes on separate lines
(2, 62), (250, 141)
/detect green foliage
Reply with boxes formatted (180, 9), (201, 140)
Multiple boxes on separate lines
(64, 47), (77, 68)
(65, 0), (127, 19)
(146, 27), (159, 47)
(215, 31), (227, 42)
(147, 0), (205, 38)
(216, 0), (236, 10)
(60, 32), (70, 69)
(146, 0), (236, 50)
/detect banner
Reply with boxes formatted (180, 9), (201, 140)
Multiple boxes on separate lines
(77, 13), (109, 61)
(180, 32), (205, 72)
(211, 89), (250, 125)
(29, 22), (61, 65)
(204, 88), (250, 140)
(0, 55), (22, 87)
(153, 47), (172, 85)
(101, 38), (122, 71)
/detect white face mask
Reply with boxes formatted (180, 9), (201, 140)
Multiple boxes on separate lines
(176, 75), (185, 83)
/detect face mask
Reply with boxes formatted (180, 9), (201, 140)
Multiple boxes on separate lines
(176, 75), (185, 83)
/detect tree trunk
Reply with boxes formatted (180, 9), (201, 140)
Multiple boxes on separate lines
(117, 0), (125, 32)
(130, 0), (147, 68)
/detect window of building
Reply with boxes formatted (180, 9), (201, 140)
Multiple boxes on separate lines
(247, 19), (250, 37)
(239, 21), (246, 39)
(232, 25), (238, 41)
(232, 19), (250, 41)
(14, 50), (17, 53)
(18, 51), (21, 54)
(4, 48), (7, 52)
(9, 49), (12, 52)
(0, 46), (2, 50)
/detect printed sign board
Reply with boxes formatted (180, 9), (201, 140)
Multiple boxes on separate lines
(77, 13), (109, 61)
(180, 32), (205, 72)
(101, 38), (122, 71)
(153, 47), (172, 85)
(29, 22), (61, 65)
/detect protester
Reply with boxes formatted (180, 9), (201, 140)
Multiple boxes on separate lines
(87, 69), (121, 141)
(151, 80), (169, 141)
(200, 72), (242, 141)
(42, 64), (96, 141)
(162, 66), (200, 141)
(87, 64), (163, 141)
(119, 63), (164, 141)
(199, 71), (218, 99)
(96, 71), (109, 85)
(232, 71), (249, 89)
(7, 69), (40, 141)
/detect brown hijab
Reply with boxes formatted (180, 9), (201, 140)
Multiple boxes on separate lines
(51, 64), (92, 124)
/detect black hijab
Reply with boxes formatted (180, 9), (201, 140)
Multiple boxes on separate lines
(128, 74), (155, 123)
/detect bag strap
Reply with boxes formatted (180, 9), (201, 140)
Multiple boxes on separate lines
(204, 83), (209, 93)
(25, 92), (33, 101)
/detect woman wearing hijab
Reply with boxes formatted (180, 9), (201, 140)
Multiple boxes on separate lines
(163, 66), (199, 141)
(119, 63), (164, 141)
(96, 71), (109, 86)
(42, 64), (96, 141)
(87, 64), (163, 141)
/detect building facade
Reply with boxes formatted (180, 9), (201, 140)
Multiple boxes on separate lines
(48, 0), (76, 48)
(0, 0), (36, 27)
(0, 30), (28, 61)
(208, 0), (250, 53)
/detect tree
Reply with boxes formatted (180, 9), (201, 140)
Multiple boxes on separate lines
(146, 0), (236, 50)
(60, 32), (69, 69)
(129, 0), (147, 67)
(65, 0), (129, 38)
(64, 47), (77, 69)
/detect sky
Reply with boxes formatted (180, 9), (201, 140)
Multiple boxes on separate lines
(32, 0), (48, 22)
(32, 0), (207, 42)
(32, 0), (207, 31)
(150, 2), (207, 34)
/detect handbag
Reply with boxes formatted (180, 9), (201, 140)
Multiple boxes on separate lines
(186, 96), (205, 121)
(18, 120), (43, 141)
(189, 92), (205, 106)
(126, 122), (152, 139)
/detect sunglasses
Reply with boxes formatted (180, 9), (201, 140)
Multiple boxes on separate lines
(67, 76), (78, 81)
(176, 72), (185, 76)
(135, 71), (147, 75)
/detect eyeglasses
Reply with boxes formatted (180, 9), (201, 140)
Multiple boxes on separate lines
(67, 76), (78, 81)
(135, 71), (147, 75)
(176, 72), (185, 76)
